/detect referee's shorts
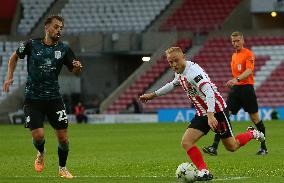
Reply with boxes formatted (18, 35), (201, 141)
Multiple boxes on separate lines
(226, 84), (258, 115)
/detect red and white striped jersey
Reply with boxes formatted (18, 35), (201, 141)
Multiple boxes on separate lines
(155, 61), (226, 116)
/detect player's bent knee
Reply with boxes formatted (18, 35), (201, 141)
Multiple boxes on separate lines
(224, 144), (238, 152)
(33, 137), (44, 143)
(32, 134), (44, 141)
(181, 140), (193, 150)
(56, 130), (68, 143)
(58, 137), (68, 144)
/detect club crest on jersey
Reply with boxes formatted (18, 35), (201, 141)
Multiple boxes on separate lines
(237, 64), (242, 71)
(55, 51), (61, 59)
(19, 43), (25, 53)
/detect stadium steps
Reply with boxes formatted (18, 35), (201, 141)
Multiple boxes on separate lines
(103, 38), (192, 114)
(221, 0), (251, 31)
(256, 61), (284, 107)
(252, 45), (284, 88)
(17, 0), (55, 35)
(100, 35), (178, 113)
(31, 0), (69, 37)
(146, 0), (183, 32)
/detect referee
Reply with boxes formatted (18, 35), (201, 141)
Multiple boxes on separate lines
(203, 31), (268, 156)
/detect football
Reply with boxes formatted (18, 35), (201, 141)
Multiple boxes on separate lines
(176, 162), (198, 183)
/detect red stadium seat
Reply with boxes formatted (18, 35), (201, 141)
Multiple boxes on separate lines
(159, 0), (241, 34)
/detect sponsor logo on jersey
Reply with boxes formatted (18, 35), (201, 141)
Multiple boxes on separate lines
(36, 51), (43, 56)
(193, 74), (203, 83)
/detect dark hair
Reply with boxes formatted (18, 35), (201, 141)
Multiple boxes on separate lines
(44, 15), (64, 26)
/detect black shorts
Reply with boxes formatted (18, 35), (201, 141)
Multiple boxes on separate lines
(23, 98), (69, 130)
(227, 85), (258, 115)
(188, 109), (233, 139)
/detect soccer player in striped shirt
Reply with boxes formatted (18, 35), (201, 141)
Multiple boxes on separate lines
(139, 47), (265, 181)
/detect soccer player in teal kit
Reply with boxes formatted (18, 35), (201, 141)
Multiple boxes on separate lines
(3, 15), (82, 179)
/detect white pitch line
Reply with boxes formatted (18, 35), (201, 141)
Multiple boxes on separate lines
(9, 175), (249, 180)
(213, 176), (250, 181)
(10, 175), (172, 178)
(75, 175), (172, 178)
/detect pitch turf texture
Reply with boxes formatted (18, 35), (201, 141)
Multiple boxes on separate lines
(0, 121), (283, 183)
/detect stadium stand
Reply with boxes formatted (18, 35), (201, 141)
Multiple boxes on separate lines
(253, 45), (284, 107)
(257, 61), (284, 107)
(106, 38), (191, 113)
(60, 0), (172, 34)
(0, 41), (27, 101)
(132, 36), (284, 113)
(17, 0), (55, 35)
(159, 0), (241, 34)
(193, 37), (278, 97)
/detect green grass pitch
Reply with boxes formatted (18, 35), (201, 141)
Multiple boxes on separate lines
(0, 121), (283, 183)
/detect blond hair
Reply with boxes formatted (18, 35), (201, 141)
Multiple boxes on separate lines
(165, 47), (183, 55)
(231, 31), (243, 38)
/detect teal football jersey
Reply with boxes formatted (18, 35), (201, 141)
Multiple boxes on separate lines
(16, 38), (75, 100)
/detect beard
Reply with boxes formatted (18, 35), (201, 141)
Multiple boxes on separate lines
(50, 35), (60, 42)
(49, 32), (61, 42)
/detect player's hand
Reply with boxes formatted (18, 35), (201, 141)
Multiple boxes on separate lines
(3, 78), (14, 92)
(72, 60), (83, 75)
(207, 112), (218, 130)
(139, 93), (156, 103)
(225, 78), (237, 87)
(72, 60), (82, 69)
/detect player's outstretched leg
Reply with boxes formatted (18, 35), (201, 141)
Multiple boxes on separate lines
(182, 128), (213, 181)
(247, 126), (265, 143)
(222, 127), (265, 153)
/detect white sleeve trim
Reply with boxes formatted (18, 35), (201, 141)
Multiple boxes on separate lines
(200, 83), (215, 112)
